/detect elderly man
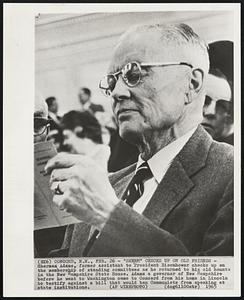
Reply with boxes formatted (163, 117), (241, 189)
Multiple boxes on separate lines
(45, 23), (233, 257)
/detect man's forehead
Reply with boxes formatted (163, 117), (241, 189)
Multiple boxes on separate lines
(109, 49), (146, 73)
(109, 31), (162, 71)
(108, 30), (181, 73)
(108, 42), (148, 72)
(206, 74), (232, 102)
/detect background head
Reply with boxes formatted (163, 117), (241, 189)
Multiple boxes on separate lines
(78, 87), (91, 105)
(61, 110), (102, 154)
(45, 96), (58, 114)
(202, 40), (233, 139)
(106, 23), (209, 143)
(34, 91), (49, 143)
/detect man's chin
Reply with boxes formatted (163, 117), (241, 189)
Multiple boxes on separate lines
(119, 126), (141, 146)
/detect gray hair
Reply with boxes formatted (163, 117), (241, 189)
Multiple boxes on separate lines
(35, 90), (48, 118)
(118, 23), (209, 75)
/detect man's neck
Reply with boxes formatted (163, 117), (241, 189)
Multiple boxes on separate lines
(138, 123), (198, 161)
(82, 101), (91, 110)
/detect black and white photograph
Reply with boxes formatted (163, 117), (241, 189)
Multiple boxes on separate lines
(4, 3), (241, 297)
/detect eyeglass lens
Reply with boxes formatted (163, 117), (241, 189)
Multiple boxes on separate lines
(101, 62), (141, 96)
(123, 62), (141, 86)
(34, 118), (49, 135)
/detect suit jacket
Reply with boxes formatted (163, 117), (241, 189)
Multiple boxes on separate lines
(49, 125), (233, 257)
(88, 103), (104, 114)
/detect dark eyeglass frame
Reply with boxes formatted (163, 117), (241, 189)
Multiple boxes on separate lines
(99, 61), (193, 97)
(34, 117), (51, 136)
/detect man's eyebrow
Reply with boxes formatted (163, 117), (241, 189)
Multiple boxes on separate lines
(108, 66), (122, 74)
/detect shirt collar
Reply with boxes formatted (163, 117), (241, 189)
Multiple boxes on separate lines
(136, 126), (197, 183)
(83, 102), (91, 110)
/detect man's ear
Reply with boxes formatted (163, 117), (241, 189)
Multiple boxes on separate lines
(186, 68), (204, 104)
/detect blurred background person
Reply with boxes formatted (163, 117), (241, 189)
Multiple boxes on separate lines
(45, 96), (61, 126)
(78, 87), (104, 114)
(34, 92), (66, 257)
(34, 92), (50, 144)
(202, 40), (234, 145)
(45, 96), (63, 151)
(61, 110), (110, 170)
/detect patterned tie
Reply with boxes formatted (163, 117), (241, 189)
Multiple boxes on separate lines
(122, 161), (153, 207)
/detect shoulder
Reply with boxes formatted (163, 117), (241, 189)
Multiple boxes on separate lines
(207, 140), (233, 174)
(90, 103), (104, 112)
(195, 139), (234, 198)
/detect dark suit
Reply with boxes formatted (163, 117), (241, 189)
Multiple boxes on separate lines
(88, 103), (104, 114)
(49, 125), (233, 257)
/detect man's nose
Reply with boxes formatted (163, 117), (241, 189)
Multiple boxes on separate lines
(203, 100), (216, 117)
(111, 76), (131, 102)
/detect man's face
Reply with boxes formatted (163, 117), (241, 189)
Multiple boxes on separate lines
(34, 97), (49, 143)
(202, 75), (232, 139)
(79, 90), (90, 105)
(108, 32), (190, 143)
(62, 129), (87, 154)
(49, 100), (58, 114)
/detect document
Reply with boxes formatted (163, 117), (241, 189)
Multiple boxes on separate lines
(34, 141), (79, 230)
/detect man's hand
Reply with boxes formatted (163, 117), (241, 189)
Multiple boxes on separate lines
(45, 153), (120, 230)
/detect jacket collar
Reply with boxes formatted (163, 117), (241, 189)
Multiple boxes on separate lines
(111, 125), (213, 226)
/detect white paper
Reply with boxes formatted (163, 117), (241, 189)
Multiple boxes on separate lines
(34, 141), (79, 229)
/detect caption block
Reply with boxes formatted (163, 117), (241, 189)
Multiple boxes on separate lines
(35, 257), (233, 290)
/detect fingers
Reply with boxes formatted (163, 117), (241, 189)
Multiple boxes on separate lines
(49, 165), (86, 188)
(52, 182), (85, 216)
(53, 192), (73, 213)
(50, 179), (75, 195)
(50, 167), (77, 184)
(45, 152), (85, 174)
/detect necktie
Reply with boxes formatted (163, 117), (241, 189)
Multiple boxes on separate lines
(122, 161), (153, 207)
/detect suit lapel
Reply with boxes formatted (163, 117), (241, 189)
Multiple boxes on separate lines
(68, 222), (91, 257)
(143, 158), (194, 226)
(143, 125), (213, 226)
(111, 155), (194, 228)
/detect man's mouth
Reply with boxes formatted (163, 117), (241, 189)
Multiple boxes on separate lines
(117, 108), (139, 118)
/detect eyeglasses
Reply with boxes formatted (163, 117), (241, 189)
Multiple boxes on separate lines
(99, 61), (193, 97)
(34, 117), (50, 136)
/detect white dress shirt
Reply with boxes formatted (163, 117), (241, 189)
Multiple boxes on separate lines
(48, 111), (60, 124)
(133, 127), (197, 214)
